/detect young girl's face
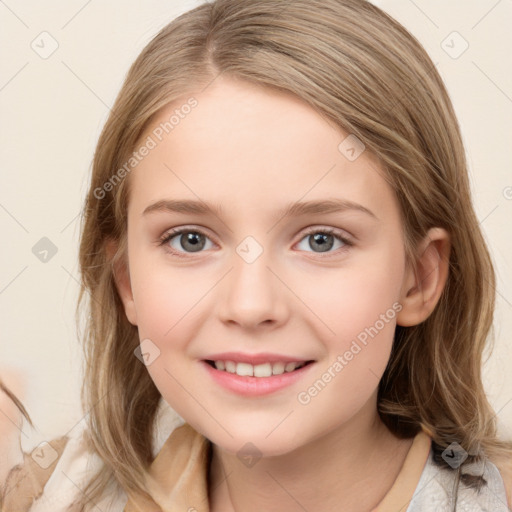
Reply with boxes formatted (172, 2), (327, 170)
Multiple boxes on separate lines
(117, 77), (412, 456)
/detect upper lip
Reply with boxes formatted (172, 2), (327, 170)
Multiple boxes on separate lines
(203, 352), (314, 365)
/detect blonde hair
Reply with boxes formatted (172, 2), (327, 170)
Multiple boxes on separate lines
(75, 0), (511, 506)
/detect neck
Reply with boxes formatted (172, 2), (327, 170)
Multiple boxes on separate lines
(208, 398), (414, 512)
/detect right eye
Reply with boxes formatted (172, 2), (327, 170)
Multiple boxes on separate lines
(159, 228), (215, 257)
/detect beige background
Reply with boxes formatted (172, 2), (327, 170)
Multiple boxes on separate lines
(1, 0), (511, 450)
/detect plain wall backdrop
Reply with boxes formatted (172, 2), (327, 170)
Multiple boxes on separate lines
(1, 0), (511, 451)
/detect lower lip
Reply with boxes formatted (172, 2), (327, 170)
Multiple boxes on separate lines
(201, 361), (315, 396)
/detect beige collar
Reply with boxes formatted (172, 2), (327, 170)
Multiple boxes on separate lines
(125, 424), (431, 512)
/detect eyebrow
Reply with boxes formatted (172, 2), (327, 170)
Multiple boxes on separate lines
(142, 198), (377, 221)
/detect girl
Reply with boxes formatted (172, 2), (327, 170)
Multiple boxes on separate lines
(2, 0), (511, 510)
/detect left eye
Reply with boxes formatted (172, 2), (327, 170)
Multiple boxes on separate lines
(296, 229), (351, 254)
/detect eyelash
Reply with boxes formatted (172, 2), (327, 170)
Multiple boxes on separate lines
(158, 226), (354, 259)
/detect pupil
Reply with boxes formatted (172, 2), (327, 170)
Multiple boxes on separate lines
(311, 233), (333, 252)
(182, 232), (205, 252)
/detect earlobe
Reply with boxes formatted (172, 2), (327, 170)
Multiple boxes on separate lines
(106, 238), (138, 326)
(396, 227), (451, 327)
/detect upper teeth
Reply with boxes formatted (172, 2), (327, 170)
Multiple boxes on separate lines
(213, 360), (306, 377)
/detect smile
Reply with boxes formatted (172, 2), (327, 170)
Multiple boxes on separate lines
(202, 359), (316, 396)
(206, 360), (310, 377)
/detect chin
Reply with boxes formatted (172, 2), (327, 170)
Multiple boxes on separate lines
(202, 423), (306, 459)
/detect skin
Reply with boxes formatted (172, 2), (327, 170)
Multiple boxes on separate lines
(112, 76), (451, 511)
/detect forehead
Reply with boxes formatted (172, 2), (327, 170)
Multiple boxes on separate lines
(127, 77), (397, 223)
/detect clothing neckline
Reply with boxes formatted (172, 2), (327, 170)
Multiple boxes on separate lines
(124, 423), (432, 512)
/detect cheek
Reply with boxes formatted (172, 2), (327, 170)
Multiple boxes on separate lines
(294, 250), (403, 402)
(300, 248), (404, 345)
(129, 252), (209, 340)
(128, 256), (203, 415)
(295, 288), (399, 433)
(128, 252), (214, 403)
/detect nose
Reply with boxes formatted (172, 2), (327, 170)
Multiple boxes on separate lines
(217, 249), (289, 330)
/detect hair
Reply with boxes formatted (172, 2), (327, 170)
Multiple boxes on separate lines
(71, 0), (512, 507)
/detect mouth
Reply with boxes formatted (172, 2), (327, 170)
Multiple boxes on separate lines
(204, 359), (315, 377)
(200, 349), (318, 396)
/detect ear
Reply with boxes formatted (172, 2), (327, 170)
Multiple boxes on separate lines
(396, 227), (451, 327)
(106, 238), (138, 326)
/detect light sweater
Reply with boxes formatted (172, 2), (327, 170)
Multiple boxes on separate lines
(1, 403), (509, 511)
